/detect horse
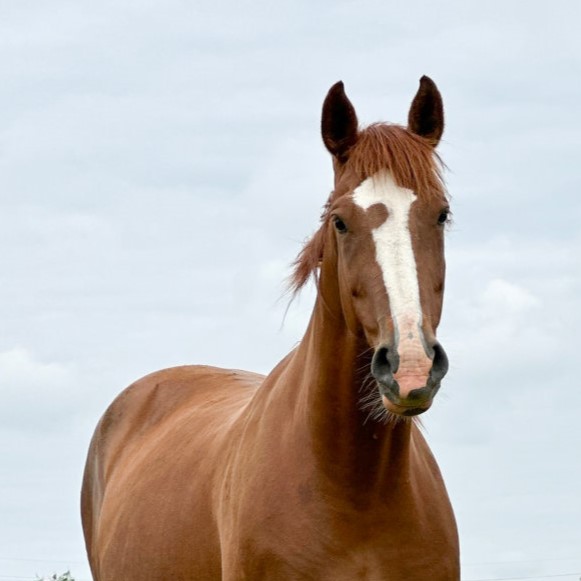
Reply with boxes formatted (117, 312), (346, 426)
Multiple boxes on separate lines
(81, 76), (460, 580)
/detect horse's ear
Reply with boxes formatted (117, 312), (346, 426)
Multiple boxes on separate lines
(321, 81), (359, 162)
(408, 75), (444, 147)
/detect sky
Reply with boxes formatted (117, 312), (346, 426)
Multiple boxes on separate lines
(0, 1), (580, 580)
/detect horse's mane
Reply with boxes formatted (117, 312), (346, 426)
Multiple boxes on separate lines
(290, 123), (445, 294)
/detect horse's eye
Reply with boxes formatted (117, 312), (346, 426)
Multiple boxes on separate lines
(333, 216), (348, 234)
(437, 210), (450, 225)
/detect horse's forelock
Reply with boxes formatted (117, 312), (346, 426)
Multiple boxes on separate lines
(348, 124), (445, 197)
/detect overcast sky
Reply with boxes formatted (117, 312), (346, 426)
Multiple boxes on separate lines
(1, 1), (580, 580)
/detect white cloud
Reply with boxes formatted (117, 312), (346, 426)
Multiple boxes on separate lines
(479, 278), (541, 313)
(0, 348), (80, 430)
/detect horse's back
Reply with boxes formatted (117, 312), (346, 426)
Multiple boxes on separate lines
(81, 364), (263, 581)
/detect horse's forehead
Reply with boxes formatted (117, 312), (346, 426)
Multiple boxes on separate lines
(352, 171), (417, 219)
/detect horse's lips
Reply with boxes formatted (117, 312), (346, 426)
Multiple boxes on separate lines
(381, 395), (432, 416)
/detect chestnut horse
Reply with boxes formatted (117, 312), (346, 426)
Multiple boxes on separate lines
(81, 76), (460, 580)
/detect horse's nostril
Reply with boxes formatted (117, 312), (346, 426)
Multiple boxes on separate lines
(371, 346), (399, 389)
(372, 347), (390, 372)
(374, 347), (389, 370)
(430, 342), (449, 384)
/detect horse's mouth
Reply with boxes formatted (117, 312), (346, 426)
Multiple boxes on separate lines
(378, 379), (442, 416)
(381, 394), (432, 416)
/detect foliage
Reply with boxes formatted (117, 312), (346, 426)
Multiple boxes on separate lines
(36, 572), (75, 581)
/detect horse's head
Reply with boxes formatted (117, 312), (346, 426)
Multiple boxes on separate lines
(293, 77), (450, 417)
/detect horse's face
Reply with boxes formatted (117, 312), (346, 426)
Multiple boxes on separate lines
(321, 78), (449, 416)
(328, 165), (449, 416)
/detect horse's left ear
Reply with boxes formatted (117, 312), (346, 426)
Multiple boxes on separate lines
(408, 76), (444, 147)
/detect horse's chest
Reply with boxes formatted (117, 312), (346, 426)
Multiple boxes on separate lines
(318, 543), (458, 581)
(232, 514), (459, 581)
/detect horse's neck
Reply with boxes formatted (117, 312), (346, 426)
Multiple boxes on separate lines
(277, 291), (414, 499)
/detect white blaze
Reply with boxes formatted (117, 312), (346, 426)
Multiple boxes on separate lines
(352, 170), (421, 341)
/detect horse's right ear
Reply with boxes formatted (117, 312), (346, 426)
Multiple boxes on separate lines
(321, 81), (359, 162)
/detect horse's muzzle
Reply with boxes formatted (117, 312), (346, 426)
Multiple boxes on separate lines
(371, 341), (449, 416)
